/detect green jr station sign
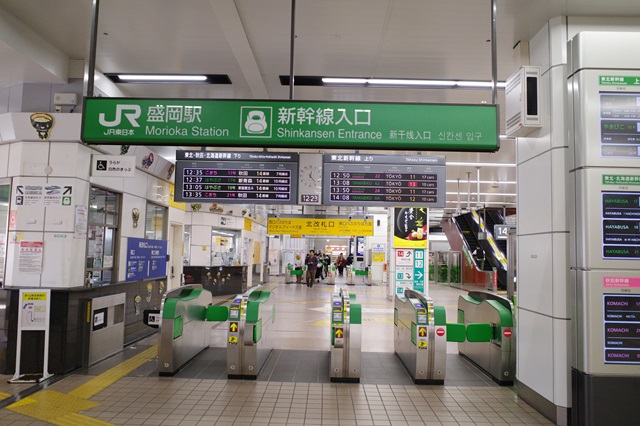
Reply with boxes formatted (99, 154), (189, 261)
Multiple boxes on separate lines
(82, 98), (498, 152)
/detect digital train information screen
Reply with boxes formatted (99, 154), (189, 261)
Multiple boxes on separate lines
(602, 191), (640, 259)
(322, 154), (445, 207)
(600, 92), (640, 158)
(603, 293), (640, 364)
(175, 151), (298, 204)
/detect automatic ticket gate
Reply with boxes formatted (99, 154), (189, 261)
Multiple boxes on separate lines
(394, 289), (448, 384)
(158, 285), (229, 375)
(457, 291), (515, 385)
(227, 289), (275, 379)
(330, 289), (362, 382)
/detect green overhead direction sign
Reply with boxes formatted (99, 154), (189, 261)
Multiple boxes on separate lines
(82, 98), (498, 152)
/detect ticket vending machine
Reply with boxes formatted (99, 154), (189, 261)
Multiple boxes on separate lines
(568, 32), (640, 425)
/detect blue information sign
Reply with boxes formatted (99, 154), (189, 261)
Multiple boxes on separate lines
(413, 248), (425, 292)
(126, 238), (168, 282)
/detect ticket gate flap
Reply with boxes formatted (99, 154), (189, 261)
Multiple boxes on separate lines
(485, 300), (514, 327)
(433, 305), (446, 326)
(206, 305), (229, 322)
(248, 290), (271, 303)
(350, 304), (362, 325)
(459, 294), (482, 306)
(466, 323), (493, 342)
(162, 287), (205, 319)
(446, 323), (466, 342)
(349, 293), (356, 301)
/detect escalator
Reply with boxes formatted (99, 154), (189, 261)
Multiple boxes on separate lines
(483, 209), (507, 255)
(453, 212), (507, 289)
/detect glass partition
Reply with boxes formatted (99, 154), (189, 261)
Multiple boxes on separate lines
(86, 187), (120, 286)
(145, 203), (167, 240)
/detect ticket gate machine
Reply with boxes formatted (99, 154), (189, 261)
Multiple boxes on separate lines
(158, 284), (229, 375)
(394, 289), (448, 384)
(457, 291), (516, 385)
(330, 289), (362, 382)
(227, 289), (275, 379)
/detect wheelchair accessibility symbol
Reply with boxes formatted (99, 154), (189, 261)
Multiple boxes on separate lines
(240, 107), (272, 138)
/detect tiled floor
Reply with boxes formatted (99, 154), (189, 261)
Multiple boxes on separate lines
(0, 278), (554, 425)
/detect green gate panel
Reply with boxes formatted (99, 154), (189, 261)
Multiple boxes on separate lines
(173, 316), (183, 339)
(350, 304), (362, 325)
(433, 305), (447, 326)
(411, 322), (417, 345)
(253, 319), (263, 343)
(446, 323), (467, 342)
(206, 305), (229, 322)
(246, 301), (260, 323)
(466, 323), (493, 342)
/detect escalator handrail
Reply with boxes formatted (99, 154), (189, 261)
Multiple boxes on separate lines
(468, 211), (507, 271)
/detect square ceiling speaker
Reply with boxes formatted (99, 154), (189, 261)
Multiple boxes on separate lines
(505, 66), (541, 137)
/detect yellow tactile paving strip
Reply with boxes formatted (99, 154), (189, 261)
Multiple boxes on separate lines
(5, 345), (158, 425)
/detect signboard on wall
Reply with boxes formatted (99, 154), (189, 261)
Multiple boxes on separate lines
(393, 207), (428, 248)
(92, 155), (136, 177)
(267, 217), (373, 236)
(125, 238), (168, 282)
(394, 248), (425, 294)
(82, 98), (499, 152)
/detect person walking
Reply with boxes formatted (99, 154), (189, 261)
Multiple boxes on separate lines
(294, 253), (303, 283)
(315, 251), (325, 281)
(336, 253), (346, 276)
(472, 245), (485, 270)
(305, 250), (319, 287)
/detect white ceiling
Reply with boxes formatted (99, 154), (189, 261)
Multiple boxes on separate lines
(0, 0), (638, 222)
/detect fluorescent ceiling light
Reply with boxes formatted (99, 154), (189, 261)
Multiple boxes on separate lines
(320, 77), (505, 89)
(119, 74), (207, 82)
(105, 73), (232, 84)
(446, 162), (517, 167)
(322, 78), (368, 84)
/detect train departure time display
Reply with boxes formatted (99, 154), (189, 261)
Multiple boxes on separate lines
(603, 293), (640, 364)
(600, 92), (640, 158)
(602, 191), (640, 259)
(322, 154), (446, 207)
(175, 151), (298, 204)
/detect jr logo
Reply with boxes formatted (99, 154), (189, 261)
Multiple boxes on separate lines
(99, 105), (142, 127)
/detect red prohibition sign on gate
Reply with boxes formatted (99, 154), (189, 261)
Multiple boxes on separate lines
(503, 328), (512, 338)
(436, 327), (445, 337)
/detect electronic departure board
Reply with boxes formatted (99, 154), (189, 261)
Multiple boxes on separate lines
(322, 154), (446, 207)
(600, 92), (640, 158)
(602, 191), (640, 259)
(175, 151), (298, 204)
(603, 293), (640, 364)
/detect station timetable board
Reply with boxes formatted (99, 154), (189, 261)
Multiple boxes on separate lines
(174, 151), (298, 204)
(322, 154), (446, 208)
(603, 293), (640, 364)
(602, 191), (640, 259)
